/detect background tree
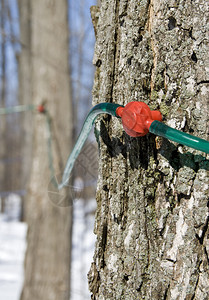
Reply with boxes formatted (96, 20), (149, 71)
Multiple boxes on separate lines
(19, 0), (73, 299)
(88, 0), (209, 299)
(18, 0), (33, 220)
(0, 0), (21, 211)
(0, 0), (7, 211)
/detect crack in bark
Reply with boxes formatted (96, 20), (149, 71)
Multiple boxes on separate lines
(197, 80), (209, 85)
(136, 281), (143, 292)
(191, 261), (202, 300)
(144, 197), (151, 279)
(147, 0), (157, 93)
(109, 0), (120, 103)
(196, 216), (209, 245)
(166, 258), (176, 264)
(101, 224), (108, 252)
(204, 246), (209, 264)
(163, 284), (170, 300)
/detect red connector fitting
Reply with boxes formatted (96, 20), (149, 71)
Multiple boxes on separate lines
(37, 104), (46, 113)
(116, 101), (162, 137)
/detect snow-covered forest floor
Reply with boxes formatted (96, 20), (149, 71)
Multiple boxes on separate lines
(0, 194), (96, 300)
(0, 195), (26, 300)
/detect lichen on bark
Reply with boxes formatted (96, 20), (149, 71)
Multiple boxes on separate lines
(88, 0), (209, 299)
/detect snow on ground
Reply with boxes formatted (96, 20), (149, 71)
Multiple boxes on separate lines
(0, 194), (96, 300)
(71, 198), (96, 300)
(0, 194), (27, 300)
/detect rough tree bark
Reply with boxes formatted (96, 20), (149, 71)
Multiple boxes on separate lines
(89, 0), (209, 299)
(20, 0), (73, 299)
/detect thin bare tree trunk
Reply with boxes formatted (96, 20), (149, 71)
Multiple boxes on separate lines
(88, 0), (209, 299)
(20, 0), (73, 299)
(0, 0), (7, 212)
(18, 0), (33, 220)
(0, 0), (23, 209)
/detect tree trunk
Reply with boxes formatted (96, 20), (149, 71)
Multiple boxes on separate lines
(20, 0), (73, 299)
(0, 0), (7, 212)
(88, 0), (209, 299)
(18, 0), (33, 220)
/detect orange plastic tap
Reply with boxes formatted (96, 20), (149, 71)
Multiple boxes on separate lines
(116, 101), (162, 137)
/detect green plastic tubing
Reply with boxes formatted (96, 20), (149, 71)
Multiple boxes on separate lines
(149, 120), (209, 154)
(0, 104), (35, 114)
(58, 103), (123, 190)
(58, 103), (209, 190)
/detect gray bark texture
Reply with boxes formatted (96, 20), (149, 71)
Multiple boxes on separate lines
(88, 0), (209, 299)
(20, 0), (73, 299)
